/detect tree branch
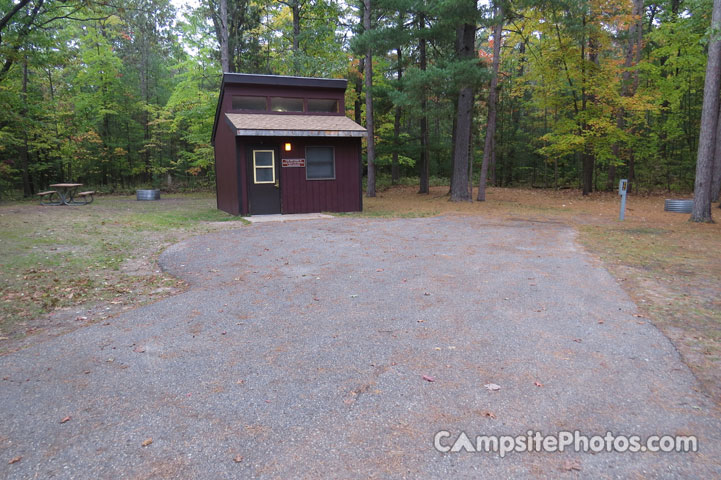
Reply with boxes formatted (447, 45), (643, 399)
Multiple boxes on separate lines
(0, 0), (32, 36)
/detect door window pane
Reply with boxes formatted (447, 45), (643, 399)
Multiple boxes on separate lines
(308, 98), (338, 113)
(255, 151), (273, 167)
(232, 96), (266, 111)
(255, 168), (274, 183)
(306, 146), (335, 180)
(270, 97), (304, 112)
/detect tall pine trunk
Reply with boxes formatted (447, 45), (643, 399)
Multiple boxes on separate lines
(418, 11), (430, 194)
(354, 57), (364, 126)
(363, 0), (376, 197)
(711, 103), (721, 202)
(20, 57), (32, 197)
(449, 11), (476, 202)
(284, 0), (301, 74)
(220, 0), (229, 72)
(392, 41), (402, 184)
(478, 1), (503, 201)
(691, 0), (721, 222)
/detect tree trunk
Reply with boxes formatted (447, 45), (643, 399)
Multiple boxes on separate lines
(580, 15), (594, 196)
(292, 1), (300, 53)
(20, 57), (32, 197)
(489, 139), (496, 185)
(478, 2), (502, 201)
(449, 14), (476, 202)
(291, 0), (301, 74)
(354, 57), (364, 126)
(418, 11), (430, 194)
(711, 102), (721, 202)
(468, 116), (474, 198)
(363, 0), (376, 197)
(219, 0), (230, 72)
(449, 106), (457, 193)
(691, 0), (721, 222)
(392, 43), (402, 184)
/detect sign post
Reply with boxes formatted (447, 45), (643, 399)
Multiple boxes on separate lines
(618, 179), (628, 221)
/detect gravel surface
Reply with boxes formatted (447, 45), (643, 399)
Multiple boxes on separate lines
(1, 215), (720, 479)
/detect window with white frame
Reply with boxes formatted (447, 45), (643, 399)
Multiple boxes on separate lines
(253, 150), (275, 184)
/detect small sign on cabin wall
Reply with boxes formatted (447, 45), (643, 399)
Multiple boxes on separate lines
(282, 158), (306, 168)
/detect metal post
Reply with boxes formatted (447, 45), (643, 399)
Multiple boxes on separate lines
(619, 179), (628, 221)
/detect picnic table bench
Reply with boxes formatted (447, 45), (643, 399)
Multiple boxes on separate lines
(38, 184), (94, 206)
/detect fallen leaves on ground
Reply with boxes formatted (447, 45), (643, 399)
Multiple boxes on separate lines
(562, 459), (582, 471)
(60, 416), (71, 423)
(534, 381), (543, 387)
(234, 454), (243, 463)
(141, 438), (153, 447)
(422, 375), (435, 382)
(484, 383), (501, 391)
(482, 410), (496, 419)
(8, 456), (21, 465)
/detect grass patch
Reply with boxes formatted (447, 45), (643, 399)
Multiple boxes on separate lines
(0, 193), (246, 348)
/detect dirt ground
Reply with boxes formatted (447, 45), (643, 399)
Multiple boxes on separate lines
(363, 186), (721, 405)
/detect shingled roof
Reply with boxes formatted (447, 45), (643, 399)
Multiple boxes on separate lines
(224, 113), (367, 137)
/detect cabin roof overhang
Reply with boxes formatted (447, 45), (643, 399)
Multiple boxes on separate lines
(224, 113), (367, 138)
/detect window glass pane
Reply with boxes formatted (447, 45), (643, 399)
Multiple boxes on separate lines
(306, 146), (334, 179)
(308, 98), (338, 113)
(254, 151), (273, 167)
(255, 167), (274, 183)
(270, 97), (304, 112)
(232, 96), (266, 111)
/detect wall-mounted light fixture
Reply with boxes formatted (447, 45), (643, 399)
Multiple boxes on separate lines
(284, 142), (292, 152)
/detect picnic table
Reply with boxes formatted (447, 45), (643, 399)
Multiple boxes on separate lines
(38, 183), (95, 206)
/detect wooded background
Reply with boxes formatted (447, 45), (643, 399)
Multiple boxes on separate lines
(0, 0), (715, 199)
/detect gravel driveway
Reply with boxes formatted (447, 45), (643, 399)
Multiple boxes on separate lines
(1, 215), (720, 479)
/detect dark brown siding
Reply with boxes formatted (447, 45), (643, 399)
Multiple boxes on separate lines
(214, 76), (362, 215)
(279, 137), (361, 214)
(214, 120), (240, 215)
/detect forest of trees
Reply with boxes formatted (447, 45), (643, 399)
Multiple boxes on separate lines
(0, 0), (718, 206)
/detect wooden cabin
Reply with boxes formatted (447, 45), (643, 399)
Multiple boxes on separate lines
(211, 73), (367, 216)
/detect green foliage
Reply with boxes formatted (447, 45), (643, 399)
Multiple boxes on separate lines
(0, 0), (713, 196)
